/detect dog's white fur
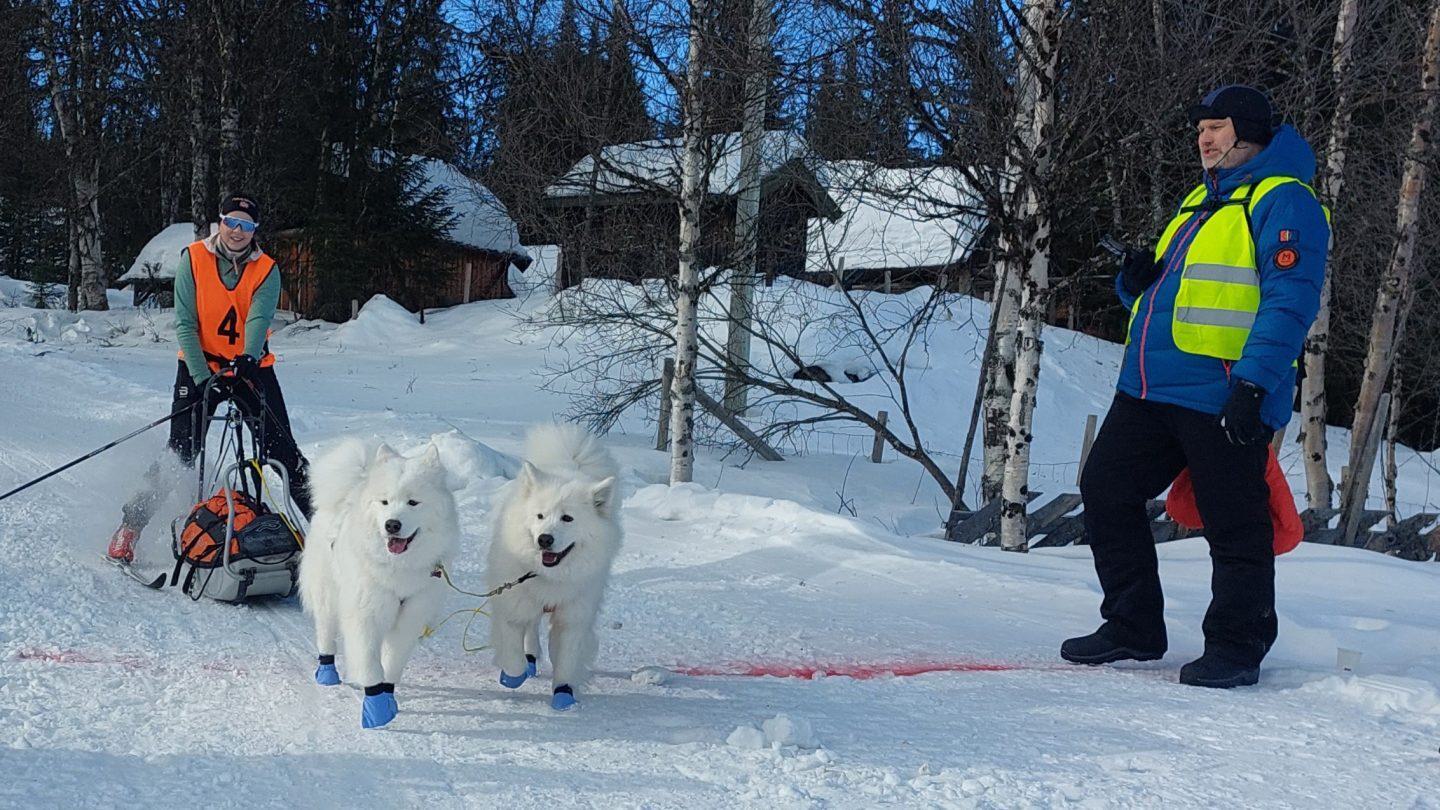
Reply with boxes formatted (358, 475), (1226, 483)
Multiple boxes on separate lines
(487, 425), (621, 697)
(299, 439), (461, 690)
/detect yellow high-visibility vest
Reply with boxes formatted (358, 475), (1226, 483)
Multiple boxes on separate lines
(1128, 177), (1325, 361)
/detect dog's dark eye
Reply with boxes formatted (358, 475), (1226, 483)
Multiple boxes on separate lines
(536, 513), (544, 520)
(407, 500), (420, 507)
(380, 499), (389, 506)
(561, 515), (573, 522)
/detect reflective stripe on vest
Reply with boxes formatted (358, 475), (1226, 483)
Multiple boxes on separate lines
(177, 240), (277, 372)
(1126, 176), (1323, 361)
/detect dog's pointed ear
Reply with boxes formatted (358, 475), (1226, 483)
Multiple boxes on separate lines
(591, 476), (617, 517)
(516, 461), (539, 495)
(374, 443), (400, 465)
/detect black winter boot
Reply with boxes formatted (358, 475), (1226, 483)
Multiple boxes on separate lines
(1060, 628), (1164, 665)
(1178, 654), (1259, 688)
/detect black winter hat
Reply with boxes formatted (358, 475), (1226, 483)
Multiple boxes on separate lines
(1188, 85), (1276, 146)
(220, 194), (261, 222)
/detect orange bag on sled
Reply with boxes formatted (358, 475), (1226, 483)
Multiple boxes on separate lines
(1165, 447), (1304, 555)
(179, 489), (261, 567)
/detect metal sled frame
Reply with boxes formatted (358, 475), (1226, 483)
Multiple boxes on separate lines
(169, 373), (302, 602)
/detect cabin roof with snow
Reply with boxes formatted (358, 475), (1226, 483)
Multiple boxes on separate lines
(118, 223), (213, 282)
(806, 162), (987, 274)
(119, 158), (530, 285)
(544, 130), (839, 217)
(413, 157), (530, 266)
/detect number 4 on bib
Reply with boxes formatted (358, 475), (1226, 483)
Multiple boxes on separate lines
(218, 306), (240, 345)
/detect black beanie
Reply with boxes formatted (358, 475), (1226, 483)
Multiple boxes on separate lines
(1187, 85), (1275, 146)
(220, 194), (261, 222)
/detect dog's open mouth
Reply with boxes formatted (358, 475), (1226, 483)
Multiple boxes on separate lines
(387, 531), (418, 555)
(541, 543), (576, 568)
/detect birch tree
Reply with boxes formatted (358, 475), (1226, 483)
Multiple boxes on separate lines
(39, 0), (113, 311)
(997, 0), (1060, 552)
(1299, 0), (1362, 510)
(1340, 0), (1440, 529)
(669, 0), (709, 484)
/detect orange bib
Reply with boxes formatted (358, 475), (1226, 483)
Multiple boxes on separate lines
(178, 241), (276, 372)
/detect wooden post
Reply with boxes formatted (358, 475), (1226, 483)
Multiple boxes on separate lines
(1341, 392), (1390, 546)
(463, 261), (474, 304)
(350, 299), (359, 320)
(656, 358), (675, 451)
(1076, 413), (1098, 485)
(871, 411), (889, 463)
(419, 306), (426, 324)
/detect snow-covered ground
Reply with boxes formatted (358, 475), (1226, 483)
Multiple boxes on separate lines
(1, 283), (1437, 808)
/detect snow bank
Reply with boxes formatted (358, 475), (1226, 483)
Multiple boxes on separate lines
(0, 275), (131, 310)
(335, 295), (425, 349)
(427, 429), (520, 482)
(0, 308), (172, 347)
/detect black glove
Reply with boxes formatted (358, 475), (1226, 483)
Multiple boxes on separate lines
(230, 354), (260, 384)
(1219, 379), (1270, 446)
(1120, 250), (1163, 297)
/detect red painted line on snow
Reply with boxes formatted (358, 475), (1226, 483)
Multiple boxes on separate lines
(10, 647), (254, 675)
(672, 660), (1057, 680)
(11, 647), (147, 669)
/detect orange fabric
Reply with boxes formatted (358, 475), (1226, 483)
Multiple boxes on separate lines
(179, 489), (260, 567)
(1165, 447), (1304, 555)
(177, 240), (276, 372)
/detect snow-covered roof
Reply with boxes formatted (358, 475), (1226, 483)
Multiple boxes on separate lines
(545, 131), (822, 199)
(118, 223), (213, 282)
(806, 162), (987, 273)
(414, 158), (529, 264)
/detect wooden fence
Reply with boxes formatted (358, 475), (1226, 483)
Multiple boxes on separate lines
(944, 493), (1440, 561)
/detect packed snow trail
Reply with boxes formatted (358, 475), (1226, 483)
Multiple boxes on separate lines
(2, 293), (1438, 808)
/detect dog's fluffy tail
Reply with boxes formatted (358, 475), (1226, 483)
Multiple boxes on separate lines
(308, 437), (374, 514)
(525, 424), (618, 482)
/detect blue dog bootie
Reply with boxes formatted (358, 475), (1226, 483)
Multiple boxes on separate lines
(500, 656), (537, 689)
(361, 683), (398, 729)
(315, 654), (341, 686)
(551, 684), (577, 712)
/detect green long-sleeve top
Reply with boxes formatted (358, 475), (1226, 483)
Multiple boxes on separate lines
(173, 237), (281, 382)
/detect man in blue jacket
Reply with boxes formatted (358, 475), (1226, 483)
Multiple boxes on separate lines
(1062, 86), (1329, 687)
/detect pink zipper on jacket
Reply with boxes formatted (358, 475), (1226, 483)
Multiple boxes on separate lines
(1138, 212), (1207, 399)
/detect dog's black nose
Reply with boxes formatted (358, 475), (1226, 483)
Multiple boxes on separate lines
(385, 519), (402, 535)
(537, 533), (555, 549)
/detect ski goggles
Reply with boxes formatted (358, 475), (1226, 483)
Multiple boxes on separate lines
(220, 215), (259, 233)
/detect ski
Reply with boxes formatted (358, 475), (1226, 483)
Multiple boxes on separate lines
(105, 555), (167, 589)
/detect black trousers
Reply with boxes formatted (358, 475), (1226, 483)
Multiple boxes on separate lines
(121, 361), (311, 527)
(1080, 393), (1275, 667)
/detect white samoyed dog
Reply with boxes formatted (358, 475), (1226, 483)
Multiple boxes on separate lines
(298, 438), (462, 729)
(487, 424), (620, 711)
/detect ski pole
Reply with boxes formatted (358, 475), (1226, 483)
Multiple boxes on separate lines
(0, 401), (198, 504)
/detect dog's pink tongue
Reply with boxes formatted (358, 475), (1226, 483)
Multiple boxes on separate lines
(542, 551), (558, 566)
(387, 536), (409, 554)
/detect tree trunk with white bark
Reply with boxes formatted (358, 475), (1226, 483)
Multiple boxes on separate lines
(1340, 0), (1440, 528)
(669, 0), (709, 485)
(998, 0), (1060, 553)
(1300, 0), (1361, 510)
(41, 1), (108, 311)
